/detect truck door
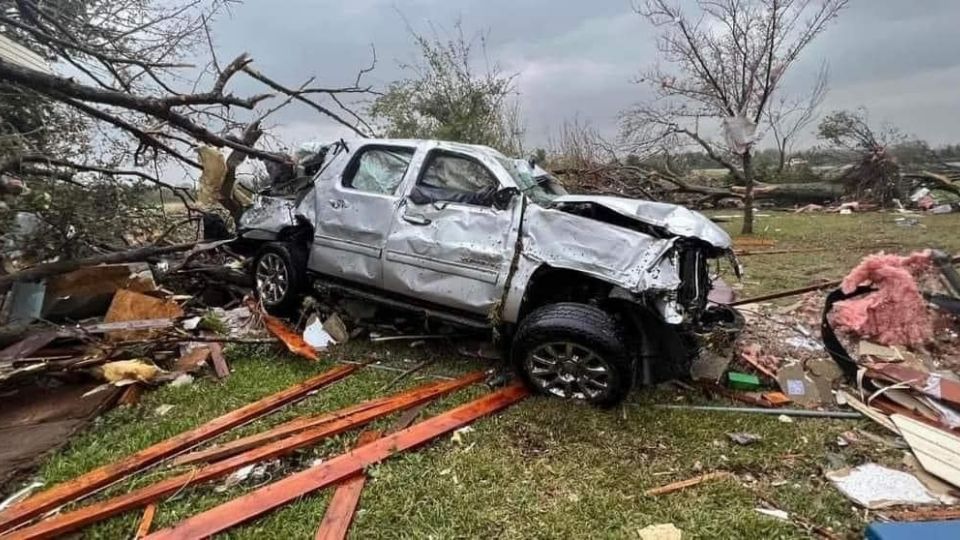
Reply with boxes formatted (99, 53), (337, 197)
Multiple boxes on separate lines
(309, 143), (416, 287)
(382, 149), (521, 314)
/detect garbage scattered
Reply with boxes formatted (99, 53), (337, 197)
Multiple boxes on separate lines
(727, 432), (762, 445)
(637, 523), (683, 540)
(826, 463), (939, 509)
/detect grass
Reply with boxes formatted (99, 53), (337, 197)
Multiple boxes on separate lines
(22, 211), (960, 539)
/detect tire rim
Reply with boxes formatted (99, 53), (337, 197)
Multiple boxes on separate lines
(524, 342), (613, 401)
(256, 253), (288, 305)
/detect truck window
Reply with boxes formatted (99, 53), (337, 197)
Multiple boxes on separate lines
(342, 147), (414, 195)
(411, 153), (499, 206)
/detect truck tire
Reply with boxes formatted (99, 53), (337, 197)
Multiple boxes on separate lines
(252, 242), (307, 316)
(511, 302), (634, 406)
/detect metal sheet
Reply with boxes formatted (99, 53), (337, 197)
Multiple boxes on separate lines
(238, 196), (298, 239)
(500, 205), (686, 323)
(551, 195), (732, 249)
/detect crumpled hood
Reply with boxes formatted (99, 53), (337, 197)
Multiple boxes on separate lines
(550, 195), (733, 250)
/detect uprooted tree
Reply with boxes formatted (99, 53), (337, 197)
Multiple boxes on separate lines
(0, 0), (376, 281)
(369, 21), (524, 155)
(621, 0), (848, 233)
(816, 108), (960, 204)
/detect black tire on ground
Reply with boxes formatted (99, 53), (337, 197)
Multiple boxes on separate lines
(511, 302), (635, 406)
(252, 242), (307, 316)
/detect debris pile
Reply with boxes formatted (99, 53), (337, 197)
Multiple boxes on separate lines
(689, 248), (960, 525)
(0, 366), (525, 539)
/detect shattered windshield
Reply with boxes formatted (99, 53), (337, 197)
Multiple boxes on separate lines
(497, 157), (567, 205)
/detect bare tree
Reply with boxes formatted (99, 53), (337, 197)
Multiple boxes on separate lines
(622, 0), (847, 233)
(0, 0), (376, 272)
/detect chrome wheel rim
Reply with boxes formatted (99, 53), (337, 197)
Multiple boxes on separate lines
(256, 253), (288, 305)
(524, 342), (613, 401)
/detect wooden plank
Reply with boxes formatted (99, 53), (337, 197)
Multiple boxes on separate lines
(836, 390), (898, 434)
(144, 383), (529, 540)
(730, 280), (841, 307)
(314, 430), (382, 540)
(869, 365), (960, 409)
(207, 343), (230, 379)
(892, 414), (960, 489)
(0, 364), (356, 533)
(643, 471), (733, 496)
(3, 371), (484, 540)
(133, 504), (157, 539)
(171, 378), (459, 467)
(314, 401), (428, 540)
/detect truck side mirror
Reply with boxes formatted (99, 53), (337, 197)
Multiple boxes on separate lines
(493, 187), (519, 210)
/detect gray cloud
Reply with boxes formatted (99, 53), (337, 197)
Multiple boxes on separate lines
(210, 0), (960, 151)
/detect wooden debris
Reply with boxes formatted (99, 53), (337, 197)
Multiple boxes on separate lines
(207, 342), (230, 379)
(0, 364), (356, 533)
(730, 280), (841, 307)
(117, 385), (144, 407)
(173, 346), (211, 373)
(314, 397), (430, 540)
(643, 471), (733, 496)
(249, 299), (318, 361)
(4, 370), (481, 539)
(762, 392), (791, 407)
(869, 364), (960, 409)
(836, 390), (898, 434)
(172, 375), (481, 467)
(883, 507), (960, 522)
(142, 383), (530, 540)
(314, 430), (382, 540)
(892, 414), (960, 489)
(103, 289), (184, 341)
(134, 504), (157, 539)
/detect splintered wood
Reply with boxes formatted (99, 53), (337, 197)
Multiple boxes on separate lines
(4, 371), (485, 540)
(0, 364), (356, 534)
(143, 384), (530, 540)
(644, 471), (733, 496)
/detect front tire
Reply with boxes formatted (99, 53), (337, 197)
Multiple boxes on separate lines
(511, 302), (634, 406)
(252, 242), (306, 315)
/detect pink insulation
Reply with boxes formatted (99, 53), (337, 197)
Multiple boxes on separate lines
(833, 251), (933, 346)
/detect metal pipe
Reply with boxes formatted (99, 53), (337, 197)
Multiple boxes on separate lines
(655, 404), (862, 419)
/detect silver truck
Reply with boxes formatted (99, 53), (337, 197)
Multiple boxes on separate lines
(237, 139), (741, 405)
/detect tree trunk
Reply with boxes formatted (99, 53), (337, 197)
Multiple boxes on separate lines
(740, 151), (754, 235)
(748, 181), (845, 203)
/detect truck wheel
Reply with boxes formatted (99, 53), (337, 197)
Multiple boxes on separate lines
(512, 303), (634, 406)
(253, 242), (307, 315)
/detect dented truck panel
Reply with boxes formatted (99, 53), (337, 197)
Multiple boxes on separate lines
(238, 195), (299, 240)
(383, 198), (521, 313)
(500, 205), (686, 323)
(551, 195), (732, 250)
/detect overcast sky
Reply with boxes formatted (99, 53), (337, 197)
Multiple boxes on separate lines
(208, 0), (960, 152)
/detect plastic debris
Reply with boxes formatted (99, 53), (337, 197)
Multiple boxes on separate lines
(727, 372), (760, 390)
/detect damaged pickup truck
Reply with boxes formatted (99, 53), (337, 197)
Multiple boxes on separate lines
(237, 139), (741, 405)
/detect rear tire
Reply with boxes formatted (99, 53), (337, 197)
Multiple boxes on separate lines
(252, 242), (307, 316)
(511, 302), (634, 406)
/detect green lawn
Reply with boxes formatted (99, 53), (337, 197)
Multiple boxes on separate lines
(23, 211), (960, 539)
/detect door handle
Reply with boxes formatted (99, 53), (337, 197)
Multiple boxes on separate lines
(402, 213), (431, 226)
(329, 199), (345, 210)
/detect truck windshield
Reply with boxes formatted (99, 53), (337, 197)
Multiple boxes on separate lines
(497, 157), (567, 205)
